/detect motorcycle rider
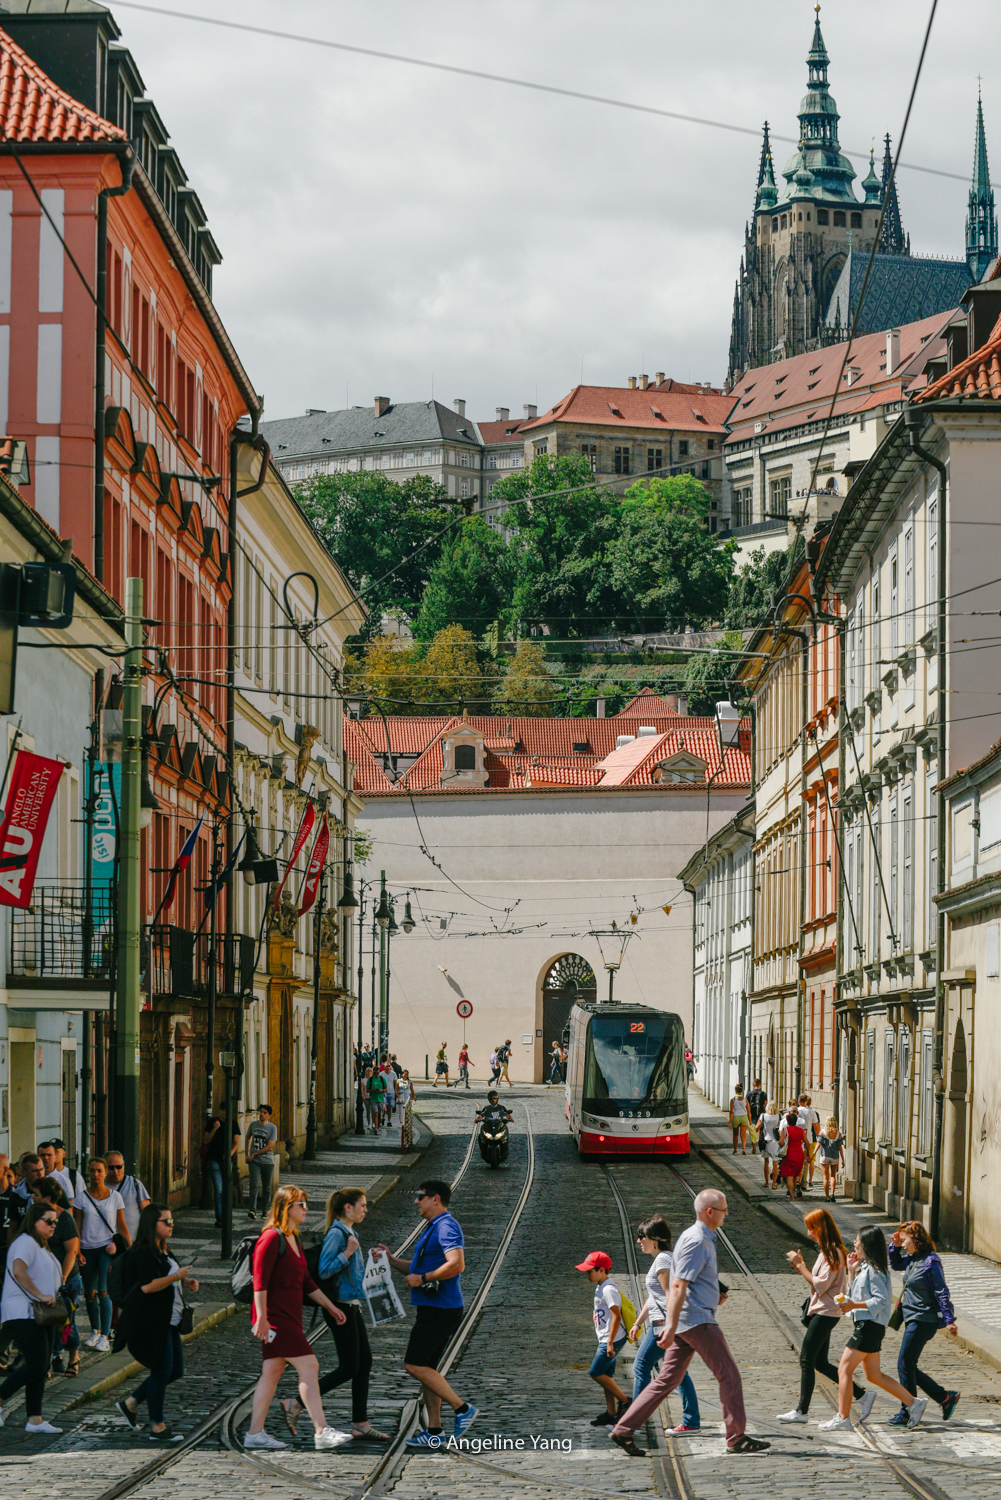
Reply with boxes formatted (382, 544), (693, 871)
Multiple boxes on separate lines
(475, 1093), (513, 1128)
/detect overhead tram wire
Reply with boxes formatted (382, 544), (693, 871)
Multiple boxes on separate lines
(111, 1), (967, 186)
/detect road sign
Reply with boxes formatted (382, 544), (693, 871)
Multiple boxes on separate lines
(456, 1000), (473, 1019)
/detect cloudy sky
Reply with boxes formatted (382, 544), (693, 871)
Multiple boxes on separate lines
(109, 0), (996, 422)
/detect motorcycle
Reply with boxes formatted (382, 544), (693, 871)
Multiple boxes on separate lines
(478, 1117), (510, 1168)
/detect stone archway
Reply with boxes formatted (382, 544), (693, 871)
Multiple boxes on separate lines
(541, 953), (597, 1067)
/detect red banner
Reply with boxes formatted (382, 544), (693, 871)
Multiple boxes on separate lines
(0, 750), (64, 908)
(273, 801), (315, 909)
(299, 815), (329, 918)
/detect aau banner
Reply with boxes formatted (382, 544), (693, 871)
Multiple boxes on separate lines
(0, 750), (64, 907)
(273, 801), (315, 910)
(298, 815), (329, 918)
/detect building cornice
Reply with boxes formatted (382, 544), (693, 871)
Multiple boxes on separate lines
(935, 868), (1001, 919)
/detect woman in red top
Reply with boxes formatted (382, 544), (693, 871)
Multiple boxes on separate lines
(779, 1110), (806, 1201)
(244, 1185), (350, 1452)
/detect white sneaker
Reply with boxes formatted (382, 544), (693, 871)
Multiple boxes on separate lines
(244, 1429), (287, 1450)
(857, 1390), (877, 1422)
(907, 1397), (928, 1429)
(95, 1335), (112, 1354)
(26, 1420), (63, 1434)
(776, 1409), (808, 1423)
(314, 1426), (352, 1450)
(83, 1329), (101, 1349)
(817, 1415), (853, 1432)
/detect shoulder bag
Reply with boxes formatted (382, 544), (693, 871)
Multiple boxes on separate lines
(3, 1254), (68, 1329)
(84, 1190), (130, 1259)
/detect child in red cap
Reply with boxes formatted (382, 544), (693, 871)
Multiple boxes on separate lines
(576, 1251), (629, 1425)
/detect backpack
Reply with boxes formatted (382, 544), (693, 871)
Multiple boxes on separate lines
(231, 1231), (285, 1305)
(620, 1292), (638, 1333)
(304, 1223), (345, 1302)
(107, 1244), (132, 1305)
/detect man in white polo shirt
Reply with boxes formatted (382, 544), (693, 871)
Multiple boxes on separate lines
(104, 1151), (150, 1241)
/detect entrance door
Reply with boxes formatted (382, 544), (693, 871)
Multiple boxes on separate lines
(541, 954), (597, 1078)
(10, 1039), (35, 1160)
(61, 1046), (78, 1165)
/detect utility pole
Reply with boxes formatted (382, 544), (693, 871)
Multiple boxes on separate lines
(355, 885), (366, 1135)
(377, 870), (387, 1058)
(304, 870), (326, 1160)
(205, 820), (221, 1130)
(114, 577), (143, 1173)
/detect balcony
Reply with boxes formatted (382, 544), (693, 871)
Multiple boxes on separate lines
(147, 926), (257, 999)
(8, 882), (113, 1005)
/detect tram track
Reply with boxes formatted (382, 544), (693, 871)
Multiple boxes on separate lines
(666, 1162), (962, 1500)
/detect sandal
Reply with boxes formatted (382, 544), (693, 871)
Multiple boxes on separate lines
(729, 1434), (770, 1453)
(66, 1357), (81, 1378)
(351, 1424), (391, 1441)
(280, 1398), (301, 1436)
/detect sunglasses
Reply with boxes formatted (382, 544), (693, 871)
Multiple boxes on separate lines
(41, 1216), (58, 1226)
(159, 1218), (174, 1226)
(415, 1192), (430, 1201)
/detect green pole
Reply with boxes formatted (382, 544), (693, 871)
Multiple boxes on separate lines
(115, 576), (143, 1172)
(378, 870), (387, 1058)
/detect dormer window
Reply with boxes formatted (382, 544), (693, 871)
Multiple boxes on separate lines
(455, 745), (476, 771)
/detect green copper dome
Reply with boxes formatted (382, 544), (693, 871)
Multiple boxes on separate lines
(770, 11), (859, 209)
(861, 149), (881, 204)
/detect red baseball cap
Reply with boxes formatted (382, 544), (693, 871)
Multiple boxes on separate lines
(575, 1251), (612, 1272)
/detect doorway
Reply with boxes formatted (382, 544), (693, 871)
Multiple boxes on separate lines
(541, 954), (596, 1078)
(9, 1035), (36, 1160)
(61, 1044), (78, 1165)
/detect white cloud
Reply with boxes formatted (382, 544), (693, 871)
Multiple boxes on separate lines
(111, 0), (997, 418)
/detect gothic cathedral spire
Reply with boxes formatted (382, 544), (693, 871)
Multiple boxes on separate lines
(966, 91), (998, 280)
(877, 134), (909, 256)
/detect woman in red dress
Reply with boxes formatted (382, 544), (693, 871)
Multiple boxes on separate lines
(244, 1185), (350, 1452)
(779, 1110), (806, 1202)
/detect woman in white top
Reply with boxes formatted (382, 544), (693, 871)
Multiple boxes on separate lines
(0, 1200), (65, 1433)
(72, 1155), (130, 1353)
(759, 1100), (782, 1190)
(728, 1085), (750, 1154)
(626, 1214), (701, 1432)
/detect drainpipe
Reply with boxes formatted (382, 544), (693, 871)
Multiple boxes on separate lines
(903, 407), (947, 1240)
(94, 150), (135, 584)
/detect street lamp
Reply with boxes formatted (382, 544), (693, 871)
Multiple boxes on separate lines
(304, 865), (327, 1161)
(239, 814), (280, 885)
(337, 862), (366, 1137)
(592, 922), (632, 1005)
(139, 753), (159, 831)
(401, 896), (415, 934)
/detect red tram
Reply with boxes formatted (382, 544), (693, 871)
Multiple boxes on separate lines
(565, 999), (690, 1157)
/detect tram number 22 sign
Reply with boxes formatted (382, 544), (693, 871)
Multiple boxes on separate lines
(456, 1000), (473, 1019)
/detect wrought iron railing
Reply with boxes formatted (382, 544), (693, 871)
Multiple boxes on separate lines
(147, 927), (256, 997)
(9, 882), (113, 981)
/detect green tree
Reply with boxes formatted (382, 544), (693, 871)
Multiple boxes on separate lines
(493, 454), (619, 636)
(415, 625), (489, 712)
(492, 641), (557, 716)
(606, 475), (735, 632)
(412, 517), (512, 641)
(344, 635), (421, 712)
(682, 631), (746, 714)
(723, 545), (792, 630)
(297, 471), (459, 637)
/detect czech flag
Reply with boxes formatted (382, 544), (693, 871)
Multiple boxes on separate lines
(161, 816), (204, 913)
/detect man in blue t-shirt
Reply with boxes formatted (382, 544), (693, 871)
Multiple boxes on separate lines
(377, 1178), (479, 1449)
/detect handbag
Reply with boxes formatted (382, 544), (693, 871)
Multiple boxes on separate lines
(888, 1299), (904, 1331)
(3, 1257), (69, 1329)
(800, 1294), (812, 1328)
(84, 1191), (130, 1260)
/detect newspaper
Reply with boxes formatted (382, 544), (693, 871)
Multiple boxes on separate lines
(362, 1249), (407, 1327)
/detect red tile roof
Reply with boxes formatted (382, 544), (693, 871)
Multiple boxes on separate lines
(477, 419), (527, 445)
(914, 311), (1001, 402)
(615, 688), (684, 718)
(725, 312), (952, 442)
(345, 712), (750, 795)
(521, 383), (732, 436)
(0, 27), (127, 143)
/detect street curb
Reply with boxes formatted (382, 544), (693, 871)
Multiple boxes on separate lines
(62, 1301), (240, 1411)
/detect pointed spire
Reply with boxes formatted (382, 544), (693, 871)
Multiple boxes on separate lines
(807, 3), (830, 83)
(756, 122), (777, 210)
(967, 89), (998, 280)
(862, 147), (881, 205)
(878, 133), (908, 256)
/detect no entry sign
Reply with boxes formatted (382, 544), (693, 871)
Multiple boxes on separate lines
(456, 1000), (473, 1019)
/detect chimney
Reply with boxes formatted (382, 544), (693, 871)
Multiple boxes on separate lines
(306, 408), (327, 415)
(639, 374), (649, 390)
(496, 407), (510, 421)
(675, 693), (688, 716)
(595, 697), (606, 718)
(628, 376), (637, 389)
(453, 399), (466, 417)
(655, 371), (665, 385)
(374, 396), (390, 417)
(885, 328), (900, 376)
(523, 404), (537, 420)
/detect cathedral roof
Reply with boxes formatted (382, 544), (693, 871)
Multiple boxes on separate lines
(725, 310), (954, 442)
(772, 10), (858, 207)
(825, 251), (972, 338)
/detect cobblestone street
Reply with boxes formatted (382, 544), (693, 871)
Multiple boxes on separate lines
(2, 1087), (1000, 1500)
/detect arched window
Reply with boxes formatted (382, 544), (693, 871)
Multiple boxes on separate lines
(850, 212), (862, 229)
(833, 211), (847, 228)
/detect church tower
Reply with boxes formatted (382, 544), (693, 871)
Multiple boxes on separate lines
(966, 92), (998, 281)
(728, 7), (879, 383)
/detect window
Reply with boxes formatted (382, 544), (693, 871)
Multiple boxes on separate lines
(701, 461), (710, 480)
(647, 447), (662, 472)
(870, 798), (882, 960)
(580, 443), (596, 471)
(677, 440), (689, 457)
(883, 1029), (895, 1142)
(833, 210), (846, 228)
(897, 1026), (911, 1147)
(533, 440), (548, 457)
(889, 544), (899, 660)
(919, 1029), (934, 1153)
(613, 446), (630, 475)
(455, 744), (476, 771)
(889, 791), (899, 941)
(864, 1029), (876, 1138)
(487, 453), (497, 468)
(902, 783), (913, 950)
(460, 452), (469, 467)
(708, 439), (715, 451)
(460, 479), (469, 498)
(780, 215), (787, 229)
(926, 491), (938, 635)
(851, 212), (862, 229)
(817, 209), (829, 225)
(903, 520), (914, 647)
(768, 475), (791, 518)
(772, 217), (778, 231)
(988, 923), (1000, 979)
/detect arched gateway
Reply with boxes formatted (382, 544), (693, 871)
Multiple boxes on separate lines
(541, 953), (597, 1068)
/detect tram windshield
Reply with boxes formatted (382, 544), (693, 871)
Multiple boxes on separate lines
(583, 1011), (687, 1115)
